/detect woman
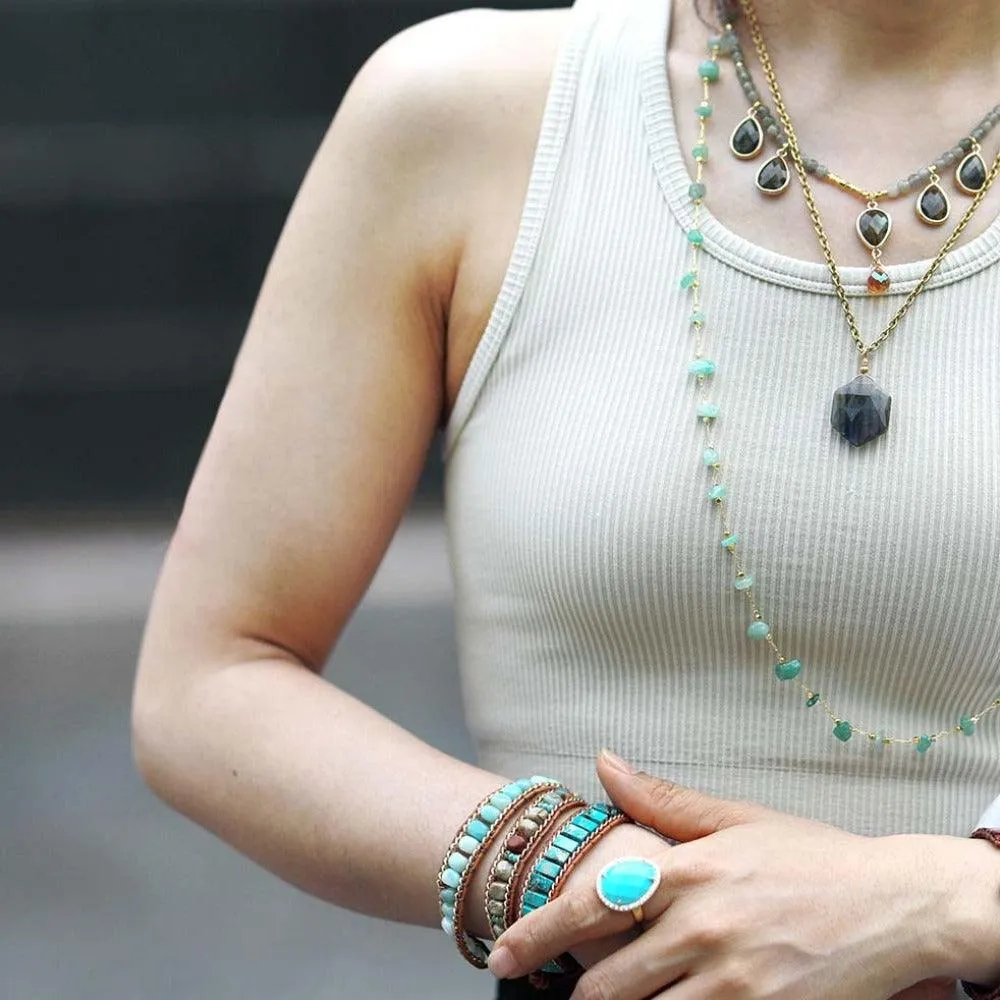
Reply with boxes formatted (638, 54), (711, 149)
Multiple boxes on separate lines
(132, 0), (1000, 997)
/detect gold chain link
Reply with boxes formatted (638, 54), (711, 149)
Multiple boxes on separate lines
(738, 0), (1000, 361)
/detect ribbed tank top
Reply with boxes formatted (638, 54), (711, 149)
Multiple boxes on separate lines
(443, 0), (1000, 840)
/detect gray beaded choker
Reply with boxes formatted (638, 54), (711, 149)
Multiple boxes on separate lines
(711, 4), (998, 293)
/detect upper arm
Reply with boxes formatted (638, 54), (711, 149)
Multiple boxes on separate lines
(137, 14), (484, 683)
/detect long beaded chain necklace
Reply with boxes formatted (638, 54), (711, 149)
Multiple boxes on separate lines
(723, 2), (1000, 448)
(682, 10), (1000, 750)
(713, 16), (1000, 293)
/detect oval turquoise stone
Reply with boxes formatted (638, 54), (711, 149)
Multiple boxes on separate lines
(689, 182), (706, 201)
(688, 358), (717, 377)
(960, 715), (977, 736)
(698, 60), (720, 81)
(833, 721), (853, 742)
(734, 574), (754, 591)
(775, 659), (802, 681)
(598, 859), (660, 909)
(466, 819), (489, 841)
(916, 735), (934, 753)
(747, 621), (769, 640)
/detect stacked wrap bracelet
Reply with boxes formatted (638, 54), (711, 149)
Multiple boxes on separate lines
(518, 802), (626, 920)
(484, 788), (586, 940)
(438, 776), (561, 968)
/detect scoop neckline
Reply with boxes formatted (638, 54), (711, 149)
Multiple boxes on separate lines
(637, 0), (1000, 296)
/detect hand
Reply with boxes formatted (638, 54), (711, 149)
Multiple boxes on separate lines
(490, 752), (951, 1000)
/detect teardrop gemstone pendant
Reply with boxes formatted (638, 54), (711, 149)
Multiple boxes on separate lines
(916, 180), (950, 226)
(756, 154), (790, 196)
(956, 150), (987, 195)
(730, 115), (764, 159)
(856, 207), (892, 250)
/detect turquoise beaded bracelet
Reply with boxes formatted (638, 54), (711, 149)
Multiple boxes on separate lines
(518, 802), (625, 919)
(438, 776), (560, 968)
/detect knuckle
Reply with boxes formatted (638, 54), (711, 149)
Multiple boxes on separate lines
(564, 889), (601, 931)
(575, 964), (618, 1000)
(711, 958), (758, 997)
(684, 913), (732, 951)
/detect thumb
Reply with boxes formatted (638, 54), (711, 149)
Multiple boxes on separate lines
(596, 750), (774, 842)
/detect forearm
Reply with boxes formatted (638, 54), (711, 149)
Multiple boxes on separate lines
(133, 651), (510, 931)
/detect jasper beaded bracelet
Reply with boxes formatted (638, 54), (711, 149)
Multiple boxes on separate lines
(438, 776), (561, 968)
(484, 789), (585, 940)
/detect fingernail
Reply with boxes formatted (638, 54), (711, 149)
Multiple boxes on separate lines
(489, 945), (516, 980)
(601, 748), (636, 774)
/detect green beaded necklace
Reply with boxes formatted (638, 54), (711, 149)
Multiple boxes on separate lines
(681, 37), (1000, 753)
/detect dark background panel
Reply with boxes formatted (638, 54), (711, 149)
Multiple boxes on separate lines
(6, 0), (569, 515)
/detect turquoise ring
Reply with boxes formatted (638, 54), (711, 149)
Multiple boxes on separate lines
(595, 857), (661, 923)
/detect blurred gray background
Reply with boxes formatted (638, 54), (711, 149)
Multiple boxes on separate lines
(1, 2), (565, 998)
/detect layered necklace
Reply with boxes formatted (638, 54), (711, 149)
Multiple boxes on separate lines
(681, 0), (1000, 749)
(712, 5), (1000, 295)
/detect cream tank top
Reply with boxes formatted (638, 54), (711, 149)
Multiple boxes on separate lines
(443, 0), (1000, 841)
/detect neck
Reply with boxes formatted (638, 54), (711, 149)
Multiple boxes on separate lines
(742, 0), (1000, 78)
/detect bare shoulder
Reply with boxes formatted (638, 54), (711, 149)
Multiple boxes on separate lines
(353, 8), (575, 406)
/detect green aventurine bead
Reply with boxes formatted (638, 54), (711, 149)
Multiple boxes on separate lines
(689, 182), (706, 201)
(960, 715), (977, 736)
(688, 358), (717, 377)
(833, 721), (853, 742)
(703, 448), (720, 467)
(692, 144), (709, 162)
(697, 403), (720, 419)
(696, 101), (713, 118)
(698, 59), (720, 81)
(721, 534), (739, 550)
(806, 693), (821, 707)
(709, 484), (727, 502)
(680, 271), (698, 290)
(916, 735), (934, 753)
(775, 659), (802, 681)
(690, 310), (706, 325)
(747, 621), (769, 640)
(734, 574), (753, 590)
(688, 228), (705, 245)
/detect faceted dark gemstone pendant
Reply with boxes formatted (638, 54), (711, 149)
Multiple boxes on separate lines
(856, 208), (892, 250)
(756, 155), (790, 196)
(730, 116), (764, 159)
(831, 374), (892, 447)
(916, 183), (950, 225)
(956, 151), (987, 195)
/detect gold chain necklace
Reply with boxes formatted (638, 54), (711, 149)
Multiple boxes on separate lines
(738, 0), (1000, 447)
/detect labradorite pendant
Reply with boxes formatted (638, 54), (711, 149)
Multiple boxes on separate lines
(831, 374), (892, 447)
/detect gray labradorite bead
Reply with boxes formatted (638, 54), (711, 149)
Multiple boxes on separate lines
(766, 123), (780, 139)
(831, 375), (892, 447)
